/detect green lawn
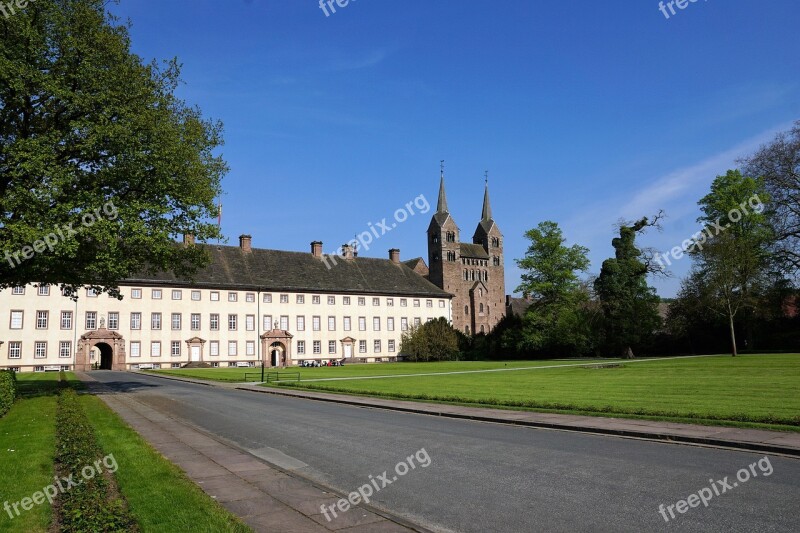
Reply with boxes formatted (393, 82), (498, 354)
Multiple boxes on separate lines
(0, 372), (250, 533)
(264, 354), (800, 431)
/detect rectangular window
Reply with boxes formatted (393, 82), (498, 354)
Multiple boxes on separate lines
(280, 294), (289, 303)
(280, 315), (289, 330)
(373, 317), (381, 331)
(228, 314), (237, 331)
(312, 316), (321, 332)
(358, 317), (366, 331)
(439, 300), (446, 308)
(246, 293), (255, 303)
(297, 341), (305, 355)
(387, 317), (395, 331)
(328, 316), (336, 331)
(312, 295), (321, 305)
(388, 340), (396, 352)
(171, 313), (182, 330)
(400, 298), (407, 307)
(131, 288), (142, 299)
(359, 340), (367, 353)
(358, 297), (366, 306)
(313, 341), (321, 354)
(328, 341), (336, 354)
(296, 316), (305, 331)
(263, 293), (272, 303)
(86, 311), (97, 330)
(245, 315), (255, 331)
(327, 296), (335, 305)
(343, 316), (351, 331)
(343, 296), (351, 305)
(374, 340), (381, 353)
(36, 311), (48, 330)
(210, 314), (219, 330)
(426, 299), (433, 308)
(86, 288), (97, 298)
(401, 318), (408, 331)
(296, 294), (305, 304)
(191, 314), (201, 330)
(130, 312), (141, 330)
(414, 299), (420, 307)
(10, 311), (23, 330)
(61, 311), (73, 330)
(108, 312), (119, 330)
(209, 341), (219, 357)
(172, 290), (182, 300)
(8, 342), (21, 359)
(263, 315), (273, 330)
(246, 341), (255, 356)
(191, 290), (201, 301)
(151, 342), (161, 357)
(387, 298), (394, 307)
(34, 341), (47, 358)
(38, 285), (50, 296)
(228, 341), (237, 356)
(152, 289), (162, 300)
(130, 342), (140, 358)
(414, 317), (422, 327)
(151, 313), (161, 330)
(171, 341), (181, 357)
(228, 292), (237, 302)
(373, 297), (380, 306)
(211, 291), (220, 302)
(12, 286), (25, 295)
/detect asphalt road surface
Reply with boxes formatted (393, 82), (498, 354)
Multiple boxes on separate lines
(89, 371), (800, 532)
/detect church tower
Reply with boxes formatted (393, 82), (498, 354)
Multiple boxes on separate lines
(427, 165), (506, 335)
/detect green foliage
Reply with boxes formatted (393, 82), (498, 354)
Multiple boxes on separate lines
(0, 369), (17, 417)
(55, 389), (137, 532)
(0, 0), (226, 295)
(594, 217), (662, 357)
(400, 317), (461, 362)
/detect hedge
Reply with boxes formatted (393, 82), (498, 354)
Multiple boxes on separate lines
(0, 369), (17, 418)
(55, 389), (137, 532)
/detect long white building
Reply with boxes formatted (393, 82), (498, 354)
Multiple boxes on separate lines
(0, 237), (452, 372)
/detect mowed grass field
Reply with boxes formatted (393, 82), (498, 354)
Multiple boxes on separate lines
(154, 354), (800, 431)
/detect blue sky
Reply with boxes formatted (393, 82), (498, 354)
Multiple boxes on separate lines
(109, 0), (799, 297)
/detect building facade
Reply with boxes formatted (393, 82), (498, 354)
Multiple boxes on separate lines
(426, 173), (506, 334)
(0, 238), (452, 372)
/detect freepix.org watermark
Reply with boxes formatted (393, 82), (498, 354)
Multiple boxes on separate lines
(3, 200), (118, 269)
(321, 194), (430, 270)
(4, 453), (119, 519)
(320, 448), (432, 522)
(318, 0), (357, 17)
(0, 0), (36, 20)
(654, 194), (763, 269)
(658, 456), (773, 523)
(658, 0), (707, 20)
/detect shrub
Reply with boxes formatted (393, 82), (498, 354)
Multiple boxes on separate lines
(0, 369), (17, 418)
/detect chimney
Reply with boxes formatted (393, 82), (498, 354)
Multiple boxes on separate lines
(183, 234), (195, 246)
(389, 248), (400, 264)
(311, 241), (323, 258)
(341, 244), (354, 260)
(239, 234), (252, 253)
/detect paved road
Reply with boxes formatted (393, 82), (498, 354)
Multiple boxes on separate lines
(89, 371), (800, 533)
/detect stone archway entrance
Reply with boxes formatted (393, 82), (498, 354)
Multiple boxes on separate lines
(76, 329), (126, 371)
(260, 328), (293, 368)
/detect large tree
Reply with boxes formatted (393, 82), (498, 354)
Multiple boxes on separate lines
(400, 318), (460, 362)
(594, 216), (662, 358)
(741, 120), (800, 276)
(0, 0), (225, 297)
(687, 170), (773, 356)
(514, 221), (594, 355)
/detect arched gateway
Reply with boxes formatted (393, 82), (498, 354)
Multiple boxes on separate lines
(76, 328), (126, 371)
(260, 328), (293, 368)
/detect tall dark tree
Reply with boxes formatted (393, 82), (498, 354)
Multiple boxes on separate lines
(400, 318), (461, 362)
(0, 0), (226, 296)
(594, 216), (662, 358)
(741, 120), (800, 277)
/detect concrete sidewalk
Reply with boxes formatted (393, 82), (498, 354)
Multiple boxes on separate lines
(79, 373), (423, 533)
(141, 371), (800, 458)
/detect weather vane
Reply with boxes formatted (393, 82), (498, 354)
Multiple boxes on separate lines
(485, 170), (489, 184)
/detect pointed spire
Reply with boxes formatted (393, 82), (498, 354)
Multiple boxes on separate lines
(437, 160), (449, 214)
(481, 171), (493, 221)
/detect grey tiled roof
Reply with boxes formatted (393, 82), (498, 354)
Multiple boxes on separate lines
(126, 245), (451, 298)
(459, 243), (489, 259)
